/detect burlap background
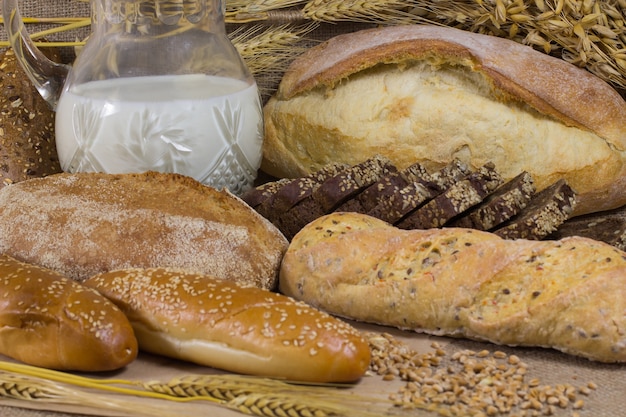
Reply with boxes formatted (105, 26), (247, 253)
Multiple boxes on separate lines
(0, 2), (625, 417)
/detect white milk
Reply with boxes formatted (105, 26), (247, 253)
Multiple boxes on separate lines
(55, 74), (263, 194)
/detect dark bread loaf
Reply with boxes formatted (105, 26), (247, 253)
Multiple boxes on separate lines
(0, 171), (288, 289)
(0, 47), (63, 186)
(0, 254), (137, 371)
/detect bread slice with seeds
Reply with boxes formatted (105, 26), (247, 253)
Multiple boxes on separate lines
(269, 162), (348, 214)
(448, 171), (536, 231)
(493, 179), (577, 240)
(366, 159), (471, 225)
(396, 163), (503, 229)
(548, 206), (626, 250)
(241, 178), (291, 211)
(312, 154), (396, 212)
(336, 162), (431, 214)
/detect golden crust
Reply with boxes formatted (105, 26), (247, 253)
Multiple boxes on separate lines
(277, 25), (626, 144)
(263, 25), (626, 216)
(0, 254), (138, 371)
(280, 212), (626, 363)
(85, 267), (371, 383)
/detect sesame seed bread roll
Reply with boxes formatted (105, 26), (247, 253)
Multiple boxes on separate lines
(280, 212), (626, 363)
(0, 254), (138, 371)
(0, 171), (288, 289)
(84, 268), (371, 383)
(262, 24), (626, 216)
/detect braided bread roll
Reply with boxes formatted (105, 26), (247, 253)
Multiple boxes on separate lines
(280, 212), (626, 363)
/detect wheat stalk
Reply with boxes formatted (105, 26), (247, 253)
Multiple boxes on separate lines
(0, 360), (395, 417)
(144, 374), (394, 417)
(0, 372), (186, 417)
(1, 0), (625, 96)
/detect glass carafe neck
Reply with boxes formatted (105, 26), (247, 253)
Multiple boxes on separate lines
(93, 0), (223, 33)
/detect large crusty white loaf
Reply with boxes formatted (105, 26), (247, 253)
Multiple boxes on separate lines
(0, 171), (288, 290)
(84, 267), (371, 383)
(279, 212), (626, 363)
(0, 254), (138, 371)
(262, 24), (626, 216)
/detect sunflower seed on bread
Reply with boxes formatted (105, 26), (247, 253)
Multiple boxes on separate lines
(493, 179), (577, 240)
(548, 206), (626, 251)
(448, 171), (536, 231)
(396, 163), (503, 229)
(0, 47), (63, 186)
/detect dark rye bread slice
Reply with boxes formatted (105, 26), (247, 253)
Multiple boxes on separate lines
(396, 163), (504, 229)
(427, 158), (472, 191)
(265, 162), (348, 227)
(493, 179), (577, 240)
(241, 178), (291, 211)
(312, 154), (396, 213)
(366, 159), (471, 225)
(278, 155), (394, 239)
(367, 180), (434, 225)
(547, 206), (626, 250)
(335, 161), (433, 214)
(447, 171), (536, 230)
(270, 162), (349, 213)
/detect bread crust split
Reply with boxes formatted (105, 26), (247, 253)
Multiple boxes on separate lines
(0, 171), (288, 290)
(262, 24), (626, 216)
(279, 212), (626, 363)
(84, 267), (371, 383)
(0, 254), (138, 371)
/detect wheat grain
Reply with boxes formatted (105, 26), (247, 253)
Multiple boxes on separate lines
(3, 0), (626, 98)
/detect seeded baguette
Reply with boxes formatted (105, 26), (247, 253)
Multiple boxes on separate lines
(0, 254), (138, 371)
(280, 212), (626, 363)
(84, 267), (371, 383)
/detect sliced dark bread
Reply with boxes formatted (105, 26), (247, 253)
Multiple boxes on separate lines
(367, 181), (435, 224)
(312, 154), (396, 212)
(493, 179), (577, 240)
(428, 158), (472, 191)
(241, 178), (290, 210)
(396, 163), (504, 229)
(273, 195), (327, 240)
(270, 162), (349, 214)
(366, 159), (473, 225)
(547, 205), (626, 250)
(448, 171), (536, 230)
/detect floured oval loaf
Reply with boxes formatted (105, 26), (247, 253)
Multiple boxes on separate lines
(262, 24), (626, 216)
(0, 171), (288, 289)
